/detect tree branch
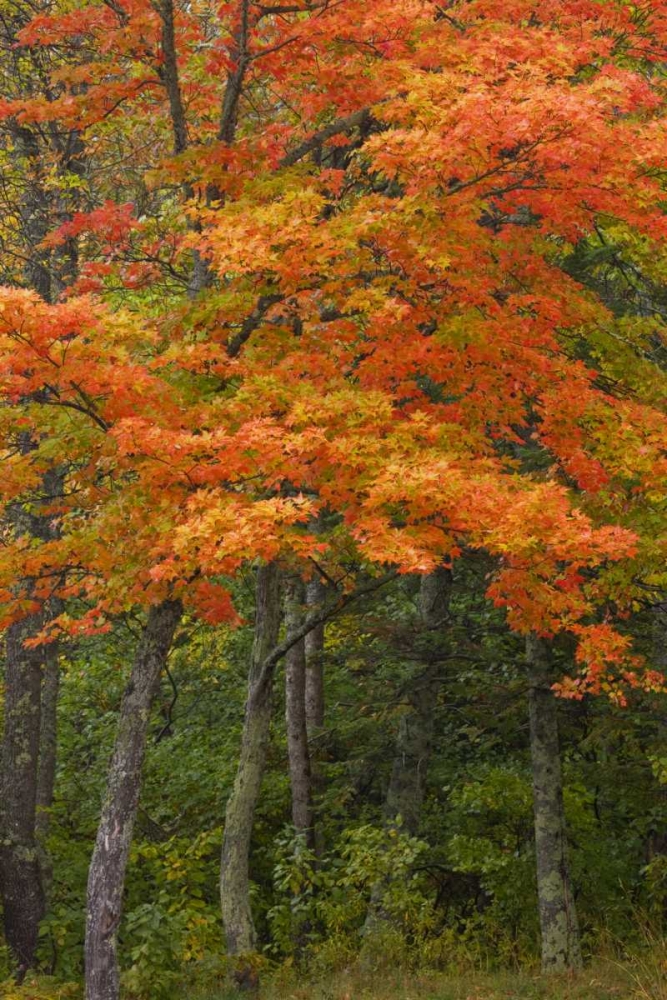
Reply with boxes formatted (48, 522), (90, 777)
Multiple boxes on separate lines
(250, 569), (398, 703)
(227, 293), (283, 357)
(279, 107), (372, 168)
(157, 0), (189, 155)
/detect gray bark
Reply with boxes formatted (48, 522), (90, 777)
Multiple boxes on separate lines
(0, 123), (53, 978)
(304, 575), (326, 858)
(0, 616), (47, 978)
(304, 577), (325, 733)
(158, 0), (189, 156)
(0, 74), (83, 971)
(0, 467), (64, 976)
(35, 640), (60, 900)
(14, 124), (52, 300)
(218, 0), (251, 145)
(218, 567), (397, 968)
(84, 599), (182, 1000)
(648, 604), (667, 863)
(220, 563), (282, 956)
(285, 577), (315, 850)
(526, 633), (582, 973)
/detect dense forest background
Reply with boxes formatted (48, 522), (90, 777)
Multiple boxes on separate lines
(24, 570), (667, 998)
(2, 0), (667, 998)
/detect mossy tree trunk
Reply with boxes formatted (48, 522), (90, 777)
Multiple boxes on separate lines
(285, 577), (315, 851)
(526, 633), (582, 974)
(219, 567), (396, 974)
(0, 94), (83, 977)
(304, 576), (325, 733)
(0, 123), (54, 981)
(0, 467), (64, 979)
(220, 562), (282, 958)
(35, 638), (60, 904)
(0, 616), (47, 979)
(84, 599), (182, 1000)
(647, 604), (667, 863)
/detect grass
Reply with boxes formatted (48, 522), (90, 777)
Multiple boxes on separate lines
(4, 951), (667, 1000)
(183, 953), (667, 1000)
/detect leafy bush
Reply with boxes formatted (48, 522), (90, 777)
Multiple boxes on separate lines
(268, 823), (433, 968)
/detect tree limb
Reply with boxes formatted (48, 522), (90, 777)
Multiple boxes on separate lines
(251, 569), (398, 702)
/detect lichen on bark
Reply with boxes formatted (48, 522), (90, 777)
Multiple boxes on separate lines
(526, 633), (582, 973)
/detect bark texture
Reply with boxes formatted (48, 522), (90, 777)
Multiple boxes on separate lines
(0, 616), (47, 978)
(36, 641), (60, 837)
(0, 467), (64, 976)
(648, 605), (667, 864)
(304, 576), (325, 733)
(526, 633), (582, 973)
(384, 568), (452, 833)
(35, 640), (60, 902)
(285, 577), (315, 849)
(84, 599), (182, 1000)
(0, 110), (52, 982)
(220, 563), (282, 956)
(0, 81), (82, 972)
(158, 0), (188, 156)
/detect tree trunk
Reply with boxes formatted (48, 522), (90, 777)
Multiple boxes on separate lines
(0, 467), (64, 977)
(364, 568), (452, 941)
(0, 106), (82, 975)
(220, 562), (282, 958)
(84, 599), (182, 1000)
(0, 616), (47, 980)
(304, 576), (325, 733)
(526, 633), (582, 973)
(384, 568), (452, 833)
(285, 577), (315, 850)
(383, 677), (436, 835)
(647, 605), (667, 864)
(35, 640), (60, 901)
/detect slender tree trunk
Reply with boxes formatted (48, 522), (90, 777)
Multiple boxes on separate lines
(219, 568), (396, 975)
(283, 577), (316, 954)
(220, 563), (282, 958)
(158, 0), (188, 156)
(285, 577), (315, 850)
(384, 568), (452, 833)
(364, 569), (452, 940)
(304, 576), (325, 733)
(35, 640), (60, 900)
(647, 605), (667, 867)
(0, 102), (82, 974)
(0, 123), (53, 978)
(84, 599), (182, 1000)
(304, 575), (326, 859)
(383, 676), (436, 835)
(0, 465), (64, 976)
(0, 616), (46, 980)
(526, 633), (582, 973)
(36, 642), (59, 835)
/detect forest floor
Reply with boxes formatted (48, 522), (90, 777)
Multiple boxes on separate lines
(184, 956), (667, 1000)
(5, 957), (667, 1000)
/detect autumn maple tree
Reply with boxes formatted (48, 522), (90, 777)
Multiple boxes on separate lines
(1, 0), (667, 996)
